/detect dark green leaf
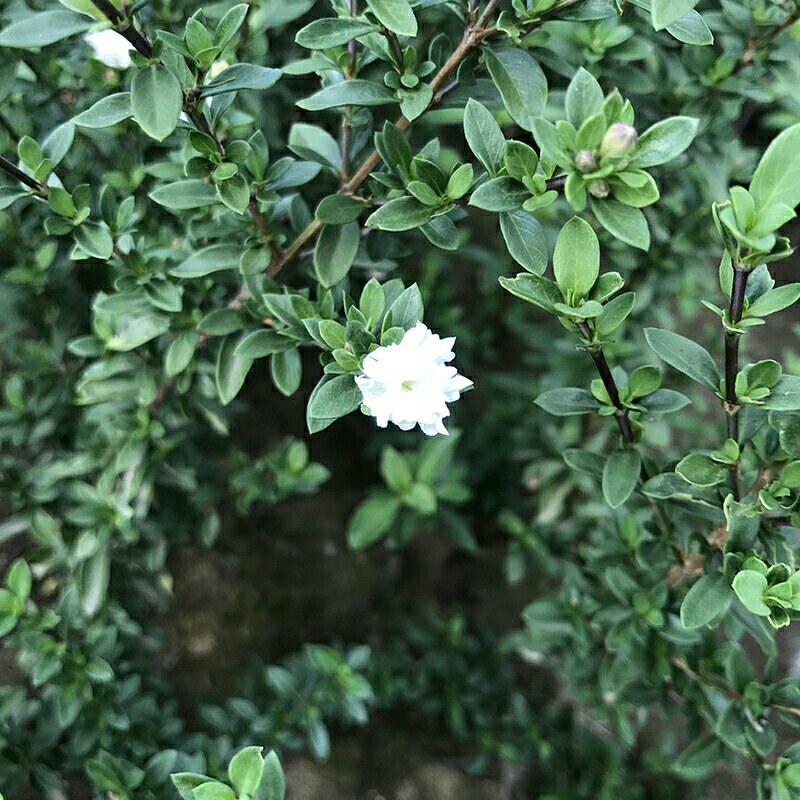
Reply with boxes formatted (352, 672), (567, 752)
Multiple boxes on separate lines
(644, 328), (719, 392)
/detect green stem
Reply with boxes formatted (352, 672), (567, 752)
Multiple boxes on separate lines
(724, 263), (749, 499)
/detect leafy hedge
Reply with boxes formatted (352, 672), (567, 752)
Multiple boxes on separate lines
(2, 0), (800, 798)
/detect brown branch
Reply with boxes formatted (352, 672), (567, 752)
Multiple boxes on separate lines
(672, 657), (800, 720)
(268, 0), (503, 278)
(88, 0), (153, 58)
(0, 155), (46, 194)
(739, 10), (800, 67)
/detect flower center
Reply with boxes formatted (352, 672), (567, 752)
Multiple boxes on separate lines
(401, 379), (416, 392)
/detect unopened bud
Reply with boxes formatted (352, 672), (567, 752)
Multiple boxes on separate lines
(600, 123), (637, 157)
(588, 180), (610, 199)
(575, 149), (597, 173)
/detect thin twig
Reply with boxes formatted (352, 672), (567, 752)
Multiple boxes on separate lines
(724, 263), (749, 499)
(576, 321), (634, 444)
(672, 657), (800, 719)
(739, 10), (800, 67)
(340, 0), (359, 182)
(0, 155), (46, 194)
(268, 0), (503, 278)
(383, 28), (405, 68)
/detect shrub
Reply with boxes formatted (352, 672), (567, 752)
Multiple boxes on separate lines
(2, 0), (800, 797)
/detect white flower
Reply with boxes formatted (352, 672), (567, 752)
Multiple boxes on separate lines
(356, 322), (472, 436)
(209, 59), (230, 79)
(84, 30), (134, 70)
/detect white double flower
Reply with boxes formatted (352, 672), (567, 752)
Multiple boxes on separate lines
(84, 29), (134, 69)
(356, 322), (472, 436)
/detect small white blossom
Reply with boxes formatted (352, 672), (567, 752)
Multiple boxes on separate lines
(84, 30), (134, 70)
(356, 322), (472, 436)
(209, 59), (230, 79)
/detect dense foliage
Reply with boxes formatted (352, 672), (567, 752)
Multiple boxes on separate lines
(2, 0), (800, 797)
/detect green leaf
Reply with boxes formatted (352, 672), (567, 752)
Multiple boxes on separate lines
(254, 752), (285, 800)
(216, 174), (250, 214)
(199, 310), (245, 336)
(676, 453), (728, 487)
(652, 0), (699, 30)
(235, 330), (294, 359)
(145, 280), (182, 312)
(366, 197), (434, 231)
(446, 163), (473, 199)
(314, 222), (360, 287)
(644, 328), (720, 392)
(666, 10), (713, 45)
(271, 349), (302, 396)
(72, 93), (133, 128)
(216, 335), (253, 405)
(463, 99), (505, 177)
(420, 215), (459, 251)
(172, 773), (214, 800)
(386, 284), (423, 329)
(74, 222), (114, 260)
(81, 546), (109, 615)
(215, 4), (249, 48)
(202, 64), (282, 97)
(347, 493), (402, 549)
(565, 67), (604, 128)
(750, 122), (800, 213)
(762, 375), (800, 411)
(0, 188), (27, 210)
(307, 374), (362, 433)
(680, 574), (732, 629)
(366, 0), (417, 36)
(288, 123), (342, 171)
(553, 216), (599, 299)
(602, 450), (641, 508)
(635, 117), (699, 168)
(150, 180), (219, 210)
(732, 571), (771, 617)
(535, 387), (601, 416)
(131, 65), (183, 141)
(627, 365), (661, 398)
(591, 198), (650, 250)
(400, 84), (432, 121)
(316, 194), (363, 224)
(165, 331), (200, 377)
(380, 447), (413, 493)
(193, 783), (236, 800)
(499, 211), (547, 275)
(0, 10), (91, 48)
(595, 292), (636, 336)
(297, 80), (396, 111)
(499, 273), (562, 312)
(42, 122), (75, 167)
(469, 177), (527, 212)
(7, 559), (31, 601)
(637, 389), (689, 413)
(229, 747), (264, 797)
(169, 245), (241, 278)
(484, 47), (547, 131)
(295, 18), (376, 48)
